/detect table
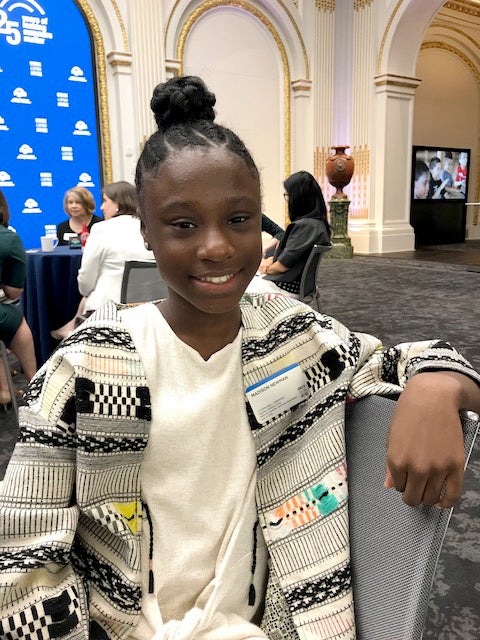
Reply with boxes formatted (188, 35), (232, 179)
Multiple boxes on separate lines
(23, 246), (83, 365)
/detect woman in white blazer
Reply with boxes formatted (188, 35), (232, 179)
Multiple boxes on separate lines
(51, 182), (154, 340)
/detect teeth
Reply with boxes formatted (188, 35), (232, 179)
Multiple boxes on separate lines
(198, 273), (234, 284)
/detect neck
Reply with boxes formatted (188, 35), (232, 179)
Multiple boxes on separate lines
(158, 297), (242, 361)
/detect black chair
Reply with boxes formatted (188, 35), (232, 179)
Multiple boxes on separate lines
(298, 243), (332, 310)
(120, 261), (168, 304)
(345, 395), (479, 639)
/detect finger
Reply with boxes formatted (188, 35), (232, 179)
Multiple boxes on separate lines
(436, 468), (464, 509)
(384, 466), (395, 489)
(385, 458), (407, 493)
(421, 474), (447, 506)
(402, 473), (427, 507)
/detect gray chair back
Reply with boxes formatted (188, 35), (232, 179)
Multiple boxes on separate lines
(299, 244), (332, 310)
(345, 395), (479, 639)
(120, 261), (168, 304)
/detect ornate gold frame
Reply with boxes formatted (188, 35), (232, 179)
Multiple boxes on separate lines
(76, 0), (113, 183)
(174, 0), (291, 178)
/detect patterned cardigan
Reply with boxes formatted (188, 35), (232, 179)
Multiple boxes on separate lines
(1, 294), (479, 640)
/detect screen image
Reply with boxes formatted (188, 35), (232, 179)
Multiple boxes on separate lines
(412, 146), (470, 201)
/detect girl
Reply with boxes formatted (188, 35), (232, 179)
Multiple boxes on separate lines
(1, 76), (479, 640)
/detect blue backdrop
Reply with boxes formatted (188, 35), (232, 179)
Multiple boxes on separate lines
(0, 0), (102, 249)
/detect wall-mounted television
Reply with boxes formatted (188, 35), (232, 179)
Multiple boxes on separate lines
(410, 146), (469, 246)
(411, 146), (470, 201)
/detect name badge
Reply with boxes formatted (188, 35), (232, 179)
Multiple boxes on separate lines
(245, 363), (309, 424)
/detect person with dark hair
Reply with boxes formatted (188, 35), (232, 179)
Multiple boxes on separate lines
(427, 157), (448, 199)
(441, 151), (454, 188)
(248, 170), (331, 297)
(57, 186), (103, 246)
(413, 160), (430, 199)
(51, 181), (154, 340)
(0, 189), (37, 407)
(1, 77), (480, 640)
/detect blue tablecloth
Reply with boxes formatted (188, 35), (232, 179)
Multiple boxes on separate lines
(23, 246), (83, 366)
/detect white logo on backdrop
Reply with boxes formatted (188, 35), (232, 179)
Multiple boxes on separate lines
(29, 60), (42, 76)
(56, 91), (69, 107)
(40, 171), (52, 186)
(17, 143), (37, 160)
(35, 117), (48, 133)
(22, 197), (42, 214)
(78, 172), (95, 187)
(0, 170), (14, 186)
(0, 1), (53, 46)
(11, 87), (31, 104)
(69, 66), (87, 82)
(73, 120), (91, 136)
(0, 115), (9, 131)
(61, 146), (73, 161)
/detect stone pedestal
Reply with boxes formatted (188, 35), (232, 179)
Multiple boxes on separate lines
(326, 198), (353, 259)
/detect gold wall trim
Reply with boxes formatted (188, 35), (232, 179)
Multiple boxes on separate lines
(377, 0), (404, 74)
(421, 41), (480, 84)
(354, 0), (373, 9)
(76, 0), (112, 184)
(444, 0), (480, 18)
(109, 0), (129, 52)
(175, 0), (291, 177)
(420, 40), (480, 200)
(166, 0), (309, 79)
(315, 0), (335, 10)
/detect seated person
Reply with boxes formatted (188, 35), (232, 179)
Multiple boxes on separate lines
(0, 189), (37, 407)
(51, 181), (155, 340)
(247, 171), (331, 298)
(57, 186), (103, 246)
(427, 157), (448, 199)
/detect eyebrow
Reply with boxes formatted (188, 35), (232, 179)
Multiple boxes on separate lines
(159, 195), (259, 212)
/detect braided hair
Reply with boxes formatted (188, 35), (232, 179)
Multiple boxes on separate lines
(135, 76), (260, 204)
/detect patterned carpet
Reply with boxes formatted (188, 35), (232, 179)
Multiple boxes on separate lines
(319, 255), (480, 639)
(1, 254), (479, 637)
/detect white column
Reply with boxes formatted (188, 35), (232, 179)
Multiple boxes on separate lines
(291, 79), (313, 172)
(106, 51), (137, 182)
(353, 73), (421, 253)
(128, 0), (166, 155)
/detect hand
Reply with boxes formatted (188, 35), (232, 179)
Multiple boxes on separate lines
(384, 372), (479, 508)
(258, 257), (273, 275)
(263, 238), (279, 257)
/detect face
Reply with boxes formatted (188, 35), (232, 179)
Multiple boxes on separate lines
(430, 163), (441, 180)
(443, 158), (453, 173)
(66, 195), (86, 217)
(101, 194), (118, 220)
(141, 146), (262, 322)
(415, 172), (430, 199)
(459, 152), (468, 168)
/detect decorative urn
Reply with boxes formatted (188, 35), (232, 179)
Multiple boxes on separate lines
(325, 145), (355, 200)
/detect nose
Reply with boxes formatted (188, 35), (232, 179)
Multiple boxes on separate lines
(197, 227), (234, 262)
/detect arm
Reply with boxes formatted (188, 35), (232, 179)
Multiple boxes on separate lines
(348, 334), (480, 507)
(77, 222), (106, 297)
(2, 284), (23, 300)
(265, 259), (289, 275)
(384, 370), (480, 507)
(261, 214), (284, 241)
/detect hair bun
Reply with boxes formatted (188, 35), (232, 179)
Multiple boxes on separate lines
(150, 76), (216, 130)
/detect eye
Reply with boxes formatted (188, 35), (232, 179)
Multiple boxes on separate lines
(171, 220), (196, 229)
(228, 215), (249, 225)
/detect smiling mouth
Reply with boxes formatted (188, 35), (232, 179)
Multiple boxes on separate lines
(195, 273), (237, 284)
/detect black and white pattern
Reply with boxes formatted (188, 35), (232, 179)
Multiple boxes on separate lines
(285, 565), (352, 613)
(0, 588), (80, 640)
(76, 378), (151, 420)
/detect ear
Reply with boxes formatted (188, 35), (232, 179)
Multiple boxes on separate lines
(140, 219), (151, 251)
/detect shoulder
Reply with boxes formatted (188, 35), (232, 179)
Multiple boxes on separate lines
(57, 219), (69, 230)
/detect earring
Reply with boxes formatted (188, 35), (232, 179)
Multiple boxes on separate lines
(144, 241), (151, 250)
